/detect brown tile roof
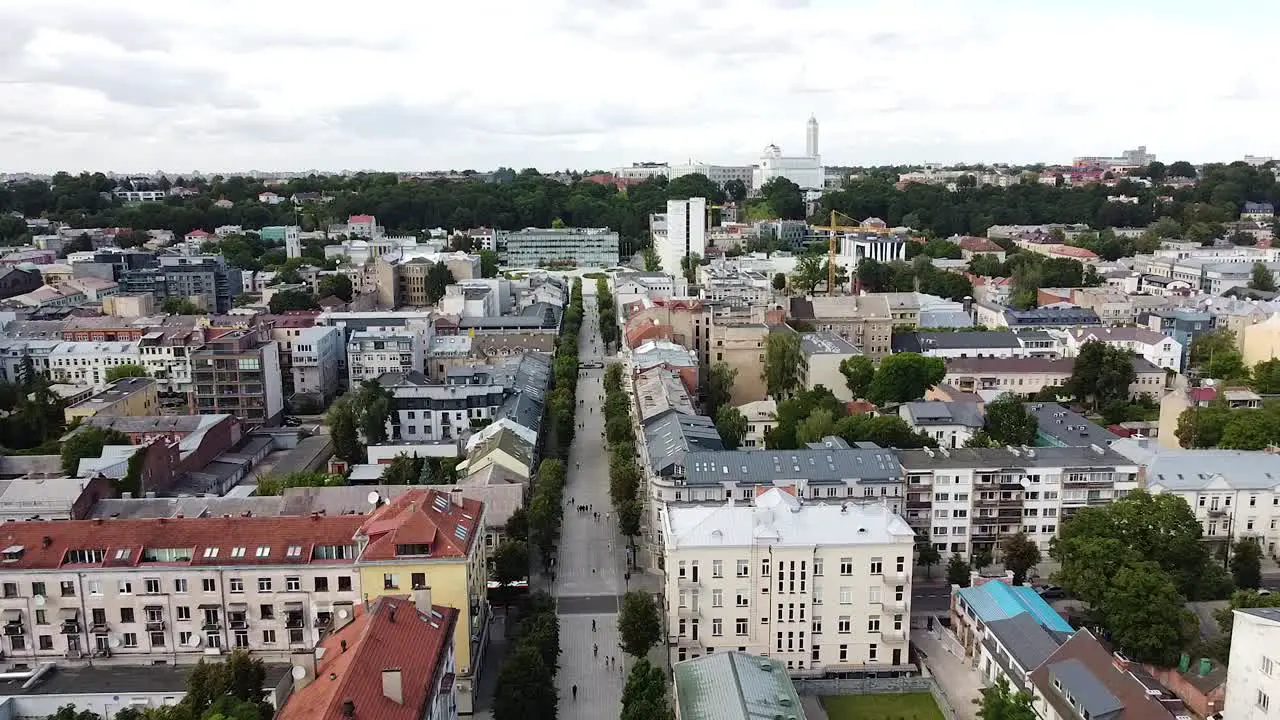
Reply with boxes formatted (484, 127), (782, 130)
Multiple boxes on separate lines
(958, 236), (1004, 253)
(357, 489), (483, 561)
(279, 596), (457, 720)
(1029, 629), (1176, 720)
(0, 515), (364, 570)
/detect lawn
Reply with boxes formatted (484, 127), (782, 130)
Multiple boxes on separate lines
(822, 692), (945, 720)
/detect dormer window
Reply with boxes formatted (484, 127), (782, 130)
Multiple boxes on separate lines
(2, 545), (24, 562)
(395, 544), (432, 557)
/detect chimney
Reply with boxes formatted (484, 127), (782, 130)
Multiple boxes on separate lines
(382, 668), (404, 704)
(413, 587), (433, 611)
(291, 648), (317, 690)
(450, 487), (464, 507)
(341, 700), (356, 718)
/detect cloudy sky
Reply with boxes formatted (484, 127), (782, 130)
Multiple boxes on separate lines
(0, 0), (1275, 174)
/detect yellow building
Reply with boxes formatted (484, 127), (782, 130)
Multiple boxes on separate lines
(63, 376), (159, 424)
(355, 487), (489, 714)
(1242, 313), (1280, 366)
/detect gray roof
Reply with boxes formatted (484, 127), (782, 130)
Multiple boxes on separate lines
(986, 612), (1067, 670)
(261, 434), (333, 477)
(899, 445), (1137, 470)
(902, 401), (984, 428)
(82, 414), (231, 435)
(1026, 403), (1120, 447)
(1240, 607), (1280, 623)
(681, 447), (901, 485)
(1145, 449), (1280, 491)
(673, 652), (807, 720)
(799, 332), (860, 355)
(1049, 659), (1124, 719)
(90, 496), (285, 519)
(0, 662), (288, 696)
(920, 309), (976, 329)
(644, 410), (725, 477)
(916, 331), (1022, 350)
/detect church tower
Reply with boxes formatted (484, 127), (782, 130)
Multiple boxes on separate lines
(806, 114), (819, 158)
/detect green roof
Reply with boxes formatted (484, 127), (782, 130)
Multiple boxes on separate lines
(673, 653), (806, 720)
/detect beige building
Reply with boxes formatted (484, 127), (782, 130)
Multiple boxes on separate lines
(1242, 313), (1280, 366)
(660, 488), (915, 673)
(64, 377), (160, 424)
(944, 357), (1166, 401)
(788, 296), (892, 359)
(736, 399), (777, 449)
(102, 294), (155, 319)
(374, 255), (482, 308)
(706, 323), (769, 406)
(799, 332), (862, 401)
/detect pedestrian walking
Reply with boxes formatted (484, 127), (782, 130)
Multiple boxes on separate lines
(593, 643), (599, 657)
(592, 619), (597, 631)
(572, 685), (578, 700)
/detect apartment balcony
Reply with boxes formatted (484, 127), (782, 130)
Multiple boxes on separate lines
(677, 606), (702, 619)
(891, 570), (909, 585)
(60, 621), (81, 635)
(885, 598), (907, 613)
(676, 575), (700, 588)
(285, 617), (306, 630)
(3, 623), (24, 637)
(90, 621), (110, 634)
(973, 497), (1000, 507)
(881, 627), (906, 641)
(1207, 508), (1228, 518)
(145, 620), (165, 632)
(202, 621), (222, 632)
(906, 499), (931, 509)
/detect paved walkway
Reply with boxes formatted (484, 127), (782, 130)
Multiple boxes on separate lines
(914, 629), (981, 720)
(555, 288), (628, 720)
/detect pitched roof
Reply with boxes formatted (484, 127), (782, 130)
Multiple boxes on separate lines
(279, 596), (457, 720)
(682, 447), (901, 485)
(356, 488), (483, 561)
(1030, 629), (1178, 720)
(901, 401), (984, 428)
(0, 515), (363, 570)
(984, 612), (1067, 670)
(956, 579), (1074, 633)
(673, 652), (804, 720)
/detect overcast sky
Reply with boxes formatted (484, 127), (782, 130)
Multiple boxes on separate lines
(1, 0), (1275, 174)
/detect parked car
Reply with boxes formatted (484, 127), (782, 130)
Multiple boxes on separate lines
(282, 416), (302, 427)
(1036, 585), (1066, 599)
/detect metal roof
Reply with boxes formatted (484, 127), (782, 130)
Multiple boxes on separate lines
(1050, 659), (1124, 719)
(1145, 449), (1280, 491)
(681, 447), (900, 485)
(673, 652), (808, 720)
(644, 410), (724, 477)
(899, 445), (1135, 471)
(985, 612), (1067, 670)
(956, 580), (1074, 633)
(901, 401), (984, 428)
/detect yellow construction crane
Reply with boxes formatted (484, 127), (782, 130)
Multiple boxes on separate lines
(811, 209), (894, 294)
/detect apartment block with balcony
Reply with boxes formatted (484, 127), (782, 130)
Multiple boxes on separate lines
(1142, 448), (1280, 555)
(379, 372), (505, 442)
(190, 329), (284, 428)
(497, 227), (619, 269)
(290, 326), (343, 404)
(898, 445), (1140, 561)
(347, 331), (424, 386)
(660, 488), (915, 675)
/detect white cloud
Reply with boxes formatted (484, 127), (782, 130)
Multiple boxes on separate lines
(0, 0), (1276, 172)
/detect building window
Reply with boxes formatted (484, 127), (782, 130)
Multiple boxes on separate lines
(201, 579), (216, 593)
(839, 557), (853, 576)
(229, 578), (244, 594)
(258, 578), (272, 593)
(712, 618), (723, 636)
(712, 590), (723, 607)
(869, 643), (878, 661)
(1265, 656), (1275, 677)
(736, 560), (749, 577)
(1259, 690), (1271, 712)
(839, 644), (848, 662)
(263, 629), (276, 644)
(839, 587), (852, 604)
(813, 558), (823, 576)
(176, 606), (191, 621)
(712, 560), (723, 578)
(838, 616), (851, 634)
(286, 577), (301, 592)
(260, 605), (275, 620)
(383, 574), (398, 590)
(870, 557), (883, 574)
(338, 576), (352, 592)
(735, 618), (748, 636)
(174, 579), (188, 593)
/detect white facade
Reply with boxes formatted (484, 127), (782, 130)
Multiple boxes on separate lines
(753, 145), (823, 192)
(390, 383), (505, 442)
(114, 190), (166, 203)
(736, 399), (776, 449)
(661, 489), (914, 673)
(668, 164), (754, 190)
(346, 331), (424, 384)
(838, 234), (908, 265)
(1058, 328), (1182, 372)
(653, 198), (708, 277)
(1141, 449), (1280, 554)
(806, 115), (819, 157)
(47, 342), (143, 391)
(1226, 608), (1280, 720)
(291, 326), (343, 402)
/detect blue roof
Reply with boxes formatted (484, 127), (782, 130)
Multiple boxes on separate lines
(957, 580), (1073, 633)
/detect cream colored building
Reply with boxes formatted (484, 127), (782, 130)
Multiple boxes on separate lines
(1242, 313), (1280, 366)
(660, 488), (915, 674)
(706, 323), (769, 406)
(736, 399), (777, 449)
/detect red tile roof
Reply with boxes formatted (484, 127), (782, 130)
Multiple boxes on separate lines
(1053, 245), (1099, 259)
(1030, 629), (1177, 720)
(957, 236), (1004, 253)
(0, 515), (364, 570)
(185, 230), (212, 238)
(357, 489), (483, 561)
(349, 215), (375, 224)
(279, 596), (457, 720)
(265, 312), (321, 329)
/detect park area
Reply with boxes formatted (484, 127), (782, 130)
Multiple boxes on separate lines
(822, 692), (945, 720)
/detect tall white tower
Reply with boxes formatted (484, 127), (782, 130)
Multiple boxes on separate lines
(806, 114), (819, 158)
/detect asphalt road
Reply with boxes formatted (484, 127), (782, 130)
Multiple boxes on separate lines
(913, 580), (953, 613)
(556, 595), (628, 615)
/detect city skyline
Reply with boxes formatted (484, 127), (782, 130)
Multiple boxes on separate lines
(1, 0), (1278, 173)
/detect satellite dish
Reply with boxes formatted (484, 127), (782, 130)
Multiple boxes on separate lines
(366, 491), (381, 506)
(337, 608), (349, 619)
(33, 595), (45, 607)
(109, 636), (122, 648)
(291, 666), (308, 680)
(188, 635), (203, 648)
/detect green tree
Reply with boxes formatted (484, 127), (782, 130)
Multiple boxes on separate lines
(267, 289), (318, 313)
(968, 254), (1004, 278)
(479, 250), (500, 278)
(618, 498), (642, 538)
(918, 545), (941, 579)
(1167, 160), (1197, 178)
(1189, 329), (1239, 370)
(491, 540), (529, 586)
(641, 245), (660, 272)
(161, 296), (203, 314)
(1002, 532), (1041, 585)
(867, 353), (945, 405)
(1063, 341), (1134, 412)
(704, 361), (737, 416)
(715, 406), (748, 450)
(1176, 404), (1232, 448)
(61, 426), (130, 475)
(680, 252), (702, 285)
(791, 254), (826, 295)
(45, 706), (103, 720)
(971, 546), (993, 571)
(1100, 561), (1197, 664)
(1232, 538), (1263, 589)
(1253, 359), (1280, 393)
(759, 177), (805, 219)
(618, 590), (662, 657)
(622, 659), (675, 720)
(976, 677), (1036, 720)
(104, 363), (149, 383)
(1219, 410), (1280, 449)
(762, 331), (805, 399)
(796, 408), (839, 446)
(316, 274), (353, 302)
(425, 261), (456, 304)
(839, 355), (875, 400)
(380, 453), (423, 485)
(983, 393), (1038, 447)
(1250, 262), (1278, 292)
(723, 179), (748, 203)
(255, 471), (343, 496)
(493, 644), (557, 720)
(947, 554), (972, 587)
(772, 272), (787, 291)
(327, 397), (363, 465)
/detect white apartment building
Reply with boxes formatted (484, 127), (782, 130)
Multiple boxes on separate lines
(291, 326), (343, 403)
(667, 164), (754, 190)
(381, 376), (506, 442)
(47, 341), (143, 391)
(898, 445), (1140, 560)
(898, 402), (985, 450)
(0, 339), (62, 385)
(736, 399), (776, 450)
(1057, 327), (1183, 372)
(611, 163), (670, 182)
(113, 190), (166, 203)
(346, 331), (424, 385)
(1226, 607), (1280, 720)
(660, 488), (915, 674)
(0, 515), (366, 667)
(653, 198), (708, 278)
(1142, 448), (1280, 555)
(498, 228), (619, 269)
